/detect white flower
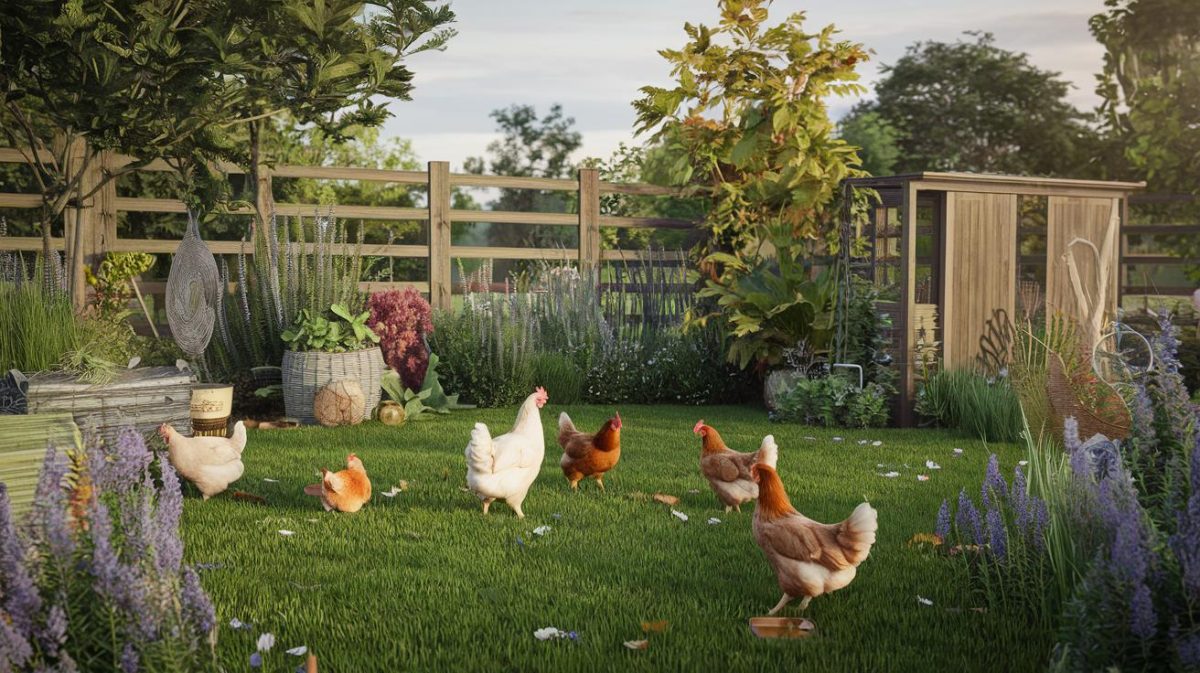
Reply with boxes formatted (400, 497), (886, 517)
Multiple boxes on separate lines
(880, 471), (900, 478)
(671, 509), (689, 522)
(871, 440), (883, 447)
(925, 460), (941, 470)
(257, 633), (275, 652)
(917, 596), (933, 606)
(534, 627), (562, 641)
(278, 530), (295, 536)
(533, 525), (551, 536)
(707, 518), (721, 525)
(229, 618), (251, 631)
(286, 646), (308, 657)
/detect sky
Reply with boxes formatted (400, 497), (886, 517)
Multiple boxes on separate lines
(381, 0), (1108, 172)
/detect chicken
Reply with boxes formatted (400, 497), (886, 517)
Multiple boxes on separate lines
(158, 421), (246, 500)
(464, 387), (548, 518)
(303, 453), (372, 513)
(694, 420), (777, 512)
(558, 411), (621, 491)
(750, 461), (878, 615)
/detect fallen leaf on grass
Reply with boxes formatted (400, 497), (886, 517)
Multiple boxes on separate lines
(641, 620), (670, 633)
(624, 639), (649, 650)
(533, 525), (551, 536)
(802, 436), (817, 441)
(917, 474), (930, 482)
(286, 646), (308, 656)
(458, 486), (470, 493)
(707, 518), (721, 525)
(907, 533), (943, 547)
(917, 596), (933, 606)
(653, 493), (679, 506)
(1018, 460), (1028, 467)
(671, 509), (688, 522)
(278, 530), (295, 536)
(233, 491), (267, 505)
(926, 460), (941, 470)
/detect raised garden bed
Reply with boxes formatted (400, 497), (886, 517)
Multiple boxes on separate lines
(22, 366), (194, 441)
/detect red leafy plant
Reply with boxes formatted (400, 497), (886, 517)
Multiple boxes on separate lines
(368, 288), (434, 389)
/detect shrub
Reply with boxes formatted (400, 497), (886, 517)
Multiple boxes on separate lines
(0, 276), (81, 375)
(0, 429), (216, 671)
(368, 288), (434, 390)
(429, 298), (536, 408)
(772, 375), (890, 428)
(916, 369), (1023, 442)
(532, 352), (584, 405)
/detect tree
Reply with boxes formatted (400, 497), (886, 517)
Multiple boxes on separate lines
(837, 110), (900, 176)
(464, 103), (583, 277)
(0, 0), (241, 299)
(1091, 0), (1200, 281)
(843, 32), (1097, 177)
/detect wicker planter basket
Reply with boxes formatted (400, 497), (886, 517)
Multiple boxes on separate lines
(282, 348), (385, 425)
(1047, 355), (1132, 442)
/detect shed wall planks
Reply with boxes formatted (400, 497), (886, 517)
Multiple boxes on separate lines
(942, 192), (1017, 368)
(1046, 196), (1120, 328)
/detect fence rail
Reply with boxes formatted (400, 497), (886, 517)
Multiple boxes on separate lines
(0, 147), (695, 316)
(1122, 193), (1199, 298)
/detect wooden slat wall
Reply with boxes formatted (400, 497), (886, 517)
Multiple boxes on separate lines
(942, 192), (1017, 368)
(1046, 196), (1120, 324)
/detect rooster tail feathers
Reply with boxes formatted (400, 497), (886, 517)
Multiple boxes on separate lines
(757, 435), (779, 469)
(229, 420), (247, 453)
(303, 483), (323, 497)
(465, 422), (495, 473)
(558, 412), (575, 435)
(838, 502), (879, 565)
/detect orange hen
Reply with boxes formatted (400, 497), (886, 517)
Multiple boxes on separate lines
(558, 411), (622, 491)
(303, 453), (372, 513)
(750, 462), (878, 615)
(694, 420), (777, 513)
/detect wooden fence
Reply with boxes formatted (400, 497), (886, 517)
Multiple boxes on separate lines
(0, 147), (693, 316)
(1122, 192), (1200, 298)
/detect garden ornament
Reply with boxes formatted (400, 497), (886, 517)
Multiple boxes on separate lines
(166, 211), (220, 361)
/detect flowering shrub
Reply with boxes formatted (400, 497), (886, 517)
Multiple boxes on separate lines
(368, 288), (434, 390)
(0, 428), (215, 672)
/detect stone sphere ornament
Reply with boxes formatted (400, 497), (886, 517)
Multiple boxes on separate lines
(313, 380), (366, 427)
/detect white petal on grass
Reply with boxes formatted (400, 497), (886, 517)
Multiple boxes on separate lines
(857, 439), (869, 445)
(257, 633), (275, 651)
(917, 596), (934, 606)
(229, 618), (252, 631)
(262, 478), (279, 483)
(671, 509), (689, 522)
(533, 525), (551, 536)
(953, 448), (964, 456)
(1018, 460), (1029, 466)
(872, 440), (883, 447)
(880, 471), (900, 478)
(534, 627), (562, 641)
(278, 530), (295, 536)
(381, 486), (403, 498)
(925, 460), (942, 470)
(832, 436), (844, 442)
(286, 646), (308, 656)
(707, 518), (721, 525)
(917, 475), (930, 482)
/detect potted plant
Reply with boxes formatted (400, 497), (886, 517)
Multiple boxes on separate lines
(280, 303), (385, 425)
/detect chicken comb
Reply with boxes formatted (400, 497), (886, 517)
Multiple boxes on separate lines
(693, 419), (706, 435)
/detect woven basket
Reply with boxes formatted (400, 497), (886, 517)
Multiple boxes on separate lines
(1047, 355), (1132, 441)
(281, 348), (385, 425)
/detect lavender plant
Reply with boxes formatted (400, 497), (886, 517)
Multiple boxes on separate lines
(0, 429), (216, 672)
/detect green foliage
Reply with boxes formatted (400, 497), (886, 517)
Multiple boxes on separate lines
(380, 369), (436, 422)
(843, 32), (1097, 176)
(0, 275), (80, 374)
(428, 301), (536, 408)
(772, 376), (890, 428)
(836, 110), (900, 176)
(692, 227), (838, 369)
(281, 304), (380, 353)
(633, 0), (870, 259)
(531, 353), (585, 405)
(59, 340), (120, 384)
(915, 369), (1023, 442)
(84, 252), (155, 320)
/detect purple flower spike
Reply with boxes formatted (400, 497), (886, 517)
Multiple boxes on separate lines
(935, 499), (951, 541)
(0, 485), (42, 635)
(981, 454), (1007, 510)
(956, 489), (984, 546)
(985, 506), (1007, 562)
(1129, 583), (1157, 639)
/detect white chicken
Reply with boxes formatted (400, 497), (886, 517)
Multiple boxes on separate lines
(464, 387), (548, 518)
(158, 421), (246, 499)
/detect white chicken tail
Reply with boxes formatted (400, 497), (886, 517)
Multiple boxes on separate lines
(757, 435), (779, 469)
(228, 420), (247, 453)
(465, 422), (495, 474)
(837, 502), (879, 566)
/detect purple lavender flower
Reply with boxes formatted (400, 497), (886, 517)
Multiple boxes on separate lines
(180, 567), (215, 634)
(935, 499), (951, 541)
(38, 604), (68, 655)
(1172, 434), (1200, 601)
(121, 643), (139, 673)
(985, 506), (1007, 562)
(1178, 632), (1200, 669)
(154, 457), (184, 576)
(92, 427), (153, 493)
(0, 618), (33, 670)
(1010, 467), (1031, 535)
(32, 444), (74, 560)
(1129, 583), (1157, 639)
(1064, 416), (1081, 453)
(1031, 497), (1049, 551)
(981, 454), (1007, 510)
(0, 484), (42, 635)
(956, 489), (984, 546)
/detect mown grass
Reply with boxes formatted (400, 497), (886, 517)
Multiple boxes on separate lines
(180, 404), (1051, 672)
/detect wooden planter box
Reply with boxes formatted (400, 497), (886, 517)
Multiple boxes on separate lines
(23, 366), (194, 443)
(282, 348), (385, 425)
(0, 413), (81, 515)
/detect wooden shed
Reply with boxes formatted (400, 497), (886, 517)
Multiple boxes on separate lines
(844, 172), (1145, 425)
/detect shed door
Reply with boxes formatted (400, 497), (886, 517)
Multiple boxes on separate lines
(1045, 196), (1120, 328)
(941, 192), (1018, 368)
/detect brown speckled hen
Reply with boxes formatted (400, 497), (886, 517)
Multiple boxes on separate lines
(558, 411), (622, 491)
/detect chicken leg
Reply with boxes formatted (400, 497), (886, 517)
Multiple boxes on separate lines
(594, 475), (606, 492)
(767, 593), (793, 616)
(507, 497), (526, 519)
(482, 497), (495, 515)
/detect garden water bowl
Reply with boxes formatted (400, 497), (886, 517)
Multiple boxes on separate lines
(748, 617), (815, 639)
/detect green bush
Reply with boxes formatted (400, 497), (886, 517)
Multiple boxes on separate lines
(531, 352), (584, 405)
(428, 307), (535, 408)
(0, 280), (81, 375)
(915, 368), (1023, 442)
(772, 375), (890, 428)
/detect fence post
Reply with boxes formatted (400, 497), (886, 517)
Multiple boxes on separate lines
(63, 137), (92, 310)
(578, 168), (600, 270)
(428, 161), (452, 311)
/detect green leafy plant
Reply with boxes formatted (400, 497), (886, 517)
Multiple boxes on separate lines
(772, 375), (889, 428)
(281, 303), (380, 353)
(377, 352), (465, 423)
(84, 252), (155, 320)
(915, 368), (1023, 442)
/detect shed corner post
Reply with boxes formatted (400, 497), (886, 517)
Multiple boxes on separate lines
(427, 161), (452, 312)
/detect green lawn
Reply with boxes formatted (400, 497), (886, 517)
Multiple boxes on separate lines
(180, 404), (1048, 672)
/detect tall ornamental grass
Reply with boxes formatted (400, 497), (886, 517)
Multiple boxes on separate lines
(916, 368), (1023, 442)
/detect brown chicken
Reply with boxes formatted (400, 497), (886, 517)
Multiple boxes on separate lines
(750, 462), (878, 615)
(558, 411), (622, 491)
(694, 420), (777, 512)
(303, 453), (372, 513)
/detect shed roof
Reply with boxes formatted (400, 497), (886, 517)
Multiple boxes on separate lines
(846, 171), (1145, 195)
